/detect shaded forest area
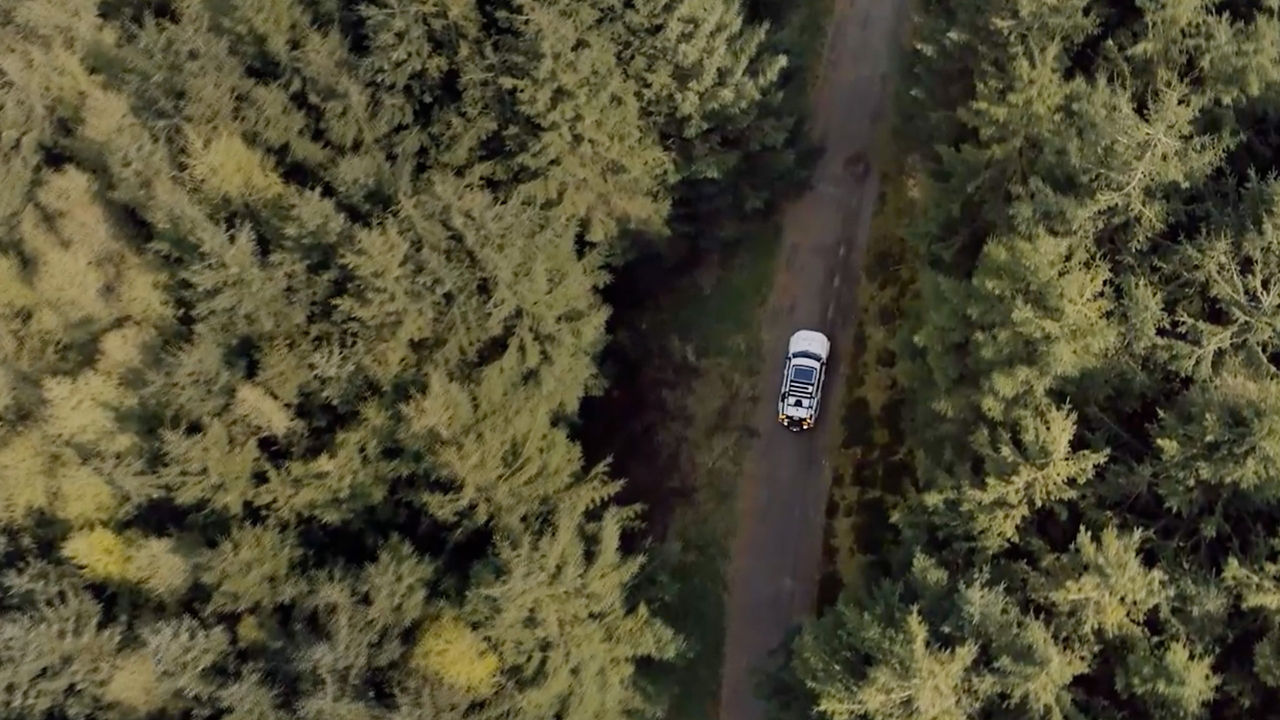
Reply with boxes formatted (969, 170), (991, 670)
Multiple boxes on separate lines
(0, 1), (797, 718)
(771, 1), (1280, 719)
(576, 0), (816, 532)
(573, 1), (821, 717)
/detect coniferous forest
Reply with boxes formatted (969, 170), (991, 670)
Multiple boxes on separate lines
(16, 0), (1280, 719)
(0, 1), (796, 718)
(785, 1), (1280, 719)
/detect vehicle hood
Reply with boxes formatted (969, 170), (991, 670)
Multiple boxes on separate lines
(788, 330), (830, 360)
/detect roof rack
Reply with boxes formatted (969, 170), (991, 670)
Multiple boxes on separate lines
(787, 378), (817, 398)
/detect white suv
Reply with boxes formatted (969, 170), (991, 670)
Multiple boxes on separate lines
(777, 329), (831, 432)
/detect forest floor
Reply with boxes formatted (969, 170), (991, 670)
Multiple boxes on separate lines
(716, 1), (909, 719)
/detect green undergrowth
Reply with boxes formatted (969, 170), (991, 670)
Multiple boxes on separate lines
(666, 230), (781, 363)
(821, 162), (918, 600)
(640, 226), (780, 720)
(819, 36), (917, 603)
(748, 0), (835, 94)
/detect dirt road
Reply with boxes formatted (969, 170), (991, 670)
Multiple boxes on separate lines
(717, 1), (907, 718)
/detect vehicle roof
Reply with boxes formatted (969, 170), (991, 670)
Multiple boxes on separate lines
(788, 329), (830, 359)
(784, 359), (820, 399)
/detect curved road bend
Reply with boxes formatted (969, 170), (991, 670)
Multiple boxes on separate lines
(717, 1), (908, 719)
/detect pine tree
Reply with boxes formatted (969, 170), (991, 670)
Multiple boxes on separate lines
(794, 585), (991, 720)
(785, 1), (1280, 718)
(2, 0), (793, 715)
(476, 483), (682, 720)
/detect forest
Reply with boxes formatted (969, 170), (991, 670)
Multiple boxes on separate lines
(0, 1), (798, 718)
(780, 1), (1280, 719)
(17, 0), (1280, 718)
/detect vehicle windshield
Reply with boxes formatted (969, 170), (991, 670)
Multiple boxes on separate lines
(790, 366), (817, 384)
